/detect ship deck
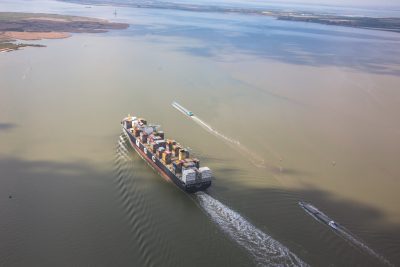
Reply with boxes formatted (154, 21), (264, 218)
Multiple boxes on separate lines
(141, 139), (182, 178)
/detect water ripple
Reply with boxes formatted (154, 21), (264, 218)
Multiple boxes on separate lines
(113, 134), (176, 267)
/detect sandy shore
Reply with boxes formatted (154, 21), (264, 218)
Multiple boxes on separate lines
(0, 12), (128, 53)
(1, 31), (71, 40)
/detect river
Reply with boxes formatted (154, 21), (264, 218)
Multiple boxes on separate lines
(1, 0), (400, 266)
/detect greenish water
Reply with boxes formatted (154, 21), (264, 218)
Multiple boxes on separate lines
(1, 0), (400, 266)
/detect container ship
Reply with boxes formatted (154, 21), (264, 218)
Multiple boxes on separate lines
(121, 115), (212, 193)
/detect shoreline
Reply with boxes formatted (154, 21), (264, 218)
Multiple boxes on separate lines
(1, 31), (71, 41)
(0, 12), (128, 52)
(59, 0), (400, 34)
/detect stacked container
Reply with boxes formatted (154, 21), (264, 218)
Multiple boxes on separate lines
(125, 120), (132, 129)
(138, 118), (147, 125)
(157, 147), (165, 158)
(183, 161), (195, 169)
(140, 132), (148, 143)
(155, 140), (166, 149)
(173, 161), (182, 174)
(192, 158), (200, 169)
(134, 128), (141, 137)
(162, 151), (172, 164)
(173, 146), (181, 157)
(199, 167), (212, 181)
(150, 142), (159, 153)
(166, 140), (176, 152)
(182, 169), (196, 184)
(179, 149), (189, 160)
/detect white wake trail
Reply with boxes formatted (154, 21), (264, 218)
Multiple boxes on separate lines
(171, 102), (269, 167)
(192, 116), (240, 145)
(301, 203), (393, 266)
(337, 227), (394, 266)
(196, 192), (308, 267)
(191, 116), (266, 168)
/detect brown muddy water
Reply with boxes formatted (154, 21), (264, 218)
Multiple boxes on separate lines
(1, 0), (400, 266)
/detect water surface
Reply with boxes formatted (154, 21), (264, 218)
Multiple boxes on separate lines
(1, 0), (400, 266)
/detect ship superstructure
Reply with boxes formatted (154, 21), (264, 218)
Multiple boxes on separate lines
(121, 115), (212, 192)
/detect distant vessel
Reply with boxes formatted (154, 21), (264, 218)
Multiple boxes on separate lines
(121, 115), (211, 193)
(299, 201), (339, 230)
(172, 101), (194, 116)
(328, 220), (338, 230)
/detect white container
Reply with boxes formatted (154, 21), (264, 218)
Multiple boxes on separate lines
(199, 167), (212, 181)
(182, 169), (196, 184)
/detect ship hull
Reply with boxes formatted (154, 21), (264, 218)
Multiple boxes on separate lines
(299, 202), (337, 227)
(122, 126), (211, 193)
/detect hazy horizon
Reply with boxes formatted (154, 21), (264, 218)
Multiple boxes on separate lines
(170, 0), (400, 9)
(255, 0), (400, 7)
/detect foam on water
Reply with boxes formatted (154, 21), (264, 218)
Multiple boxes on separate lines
(116, 132), (304, 266)
(301, 204), (393, 266)
(196, 192), (308, 267)
(171, 102), (270, 168)
(192, 116), (241, 146)
(191, 115), (267, 168)
(337, 229), (394, 267)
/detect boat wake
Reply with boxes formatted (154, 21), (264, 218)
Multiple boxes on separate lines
(191, 115), (267, 168)
(337, 228), (394, 267)
(116, 136), (130, 162)
(114, 134), (176, 267)
(300, 203), (393, 267)
(171, 102), (269, 168)
(192, 115), (241, 146)
(196, 192), (308, 267)
(116, 133), (306, 266)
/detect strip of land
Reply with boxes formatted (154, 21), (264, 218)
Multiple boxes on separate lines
(275, 14), (400, 33)
(59, 0), (400, 34)
(0, 12), (128, 52)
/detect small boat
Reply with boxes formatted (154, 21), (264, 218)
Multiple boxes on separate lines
(328, 220), (338, 230)
(299, 201), (340, 231)
(172, 102), (194, 117)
